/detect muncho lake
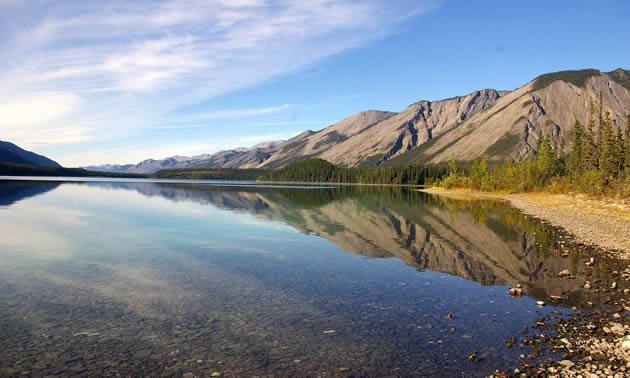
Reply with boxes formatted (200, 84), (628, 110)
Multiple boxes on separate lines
(0, 178), (625, 376)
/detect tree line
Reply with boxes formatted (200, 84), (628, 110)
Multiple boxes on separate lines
(151, 168), (267, 180)
(0, 162), (148, 178)
(442, 92), (630, 197)
(257, 158), (449, 185)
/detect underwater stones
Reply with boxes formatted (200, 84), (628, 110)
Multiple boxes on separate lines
(609, 323), (625, 336)
(584, 282), (592, 289)
(467, 352), (481, 363)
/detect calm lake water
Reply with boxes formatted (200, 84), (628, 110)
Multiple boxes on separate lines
(0, 178), (604, 376)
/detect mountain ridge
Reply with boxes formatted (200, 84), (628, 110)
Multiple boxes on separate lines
(84, 68), (630, 174)
(0, 141), (61, 167)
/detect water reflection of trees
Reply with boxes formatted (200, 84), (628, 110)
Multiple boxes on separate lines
(29, 180), (619, 306)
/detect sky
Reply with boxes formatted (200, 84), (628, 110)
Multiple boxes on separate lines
(1, 0), (629, 167)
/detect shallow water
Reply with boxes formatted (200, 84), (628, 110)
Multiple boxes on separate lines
(0, 178), (607, 376)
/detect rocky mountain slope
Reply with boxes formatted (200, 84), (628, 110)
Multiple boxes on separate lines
(0, 141), (61, 167)
(86, 68), (630, 173)
(317, 89), (506, 167)
(385, 68), (630, 166)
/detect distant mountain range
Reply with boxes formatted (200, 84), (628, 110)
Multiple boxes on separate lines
(0, 141), (146, 178)
(21, 68), (630, 174)
(0, 141), (61, 167)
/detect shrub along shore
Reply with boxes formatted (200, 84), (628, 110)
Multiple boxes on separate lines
(439, 97), (630, 198)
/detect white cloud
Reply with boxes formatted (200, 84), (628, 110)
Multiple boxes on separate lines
(237, 131), (301, 145)
(0, 0), (440, 155)
(186, 104), (293, 120)
(150, 120), (331, 129)
(0, 91), (80, 127)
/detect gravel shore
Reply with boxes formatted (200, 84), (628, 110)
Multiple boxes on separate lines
(421, 189), (630, 259)
(422, 188), (630, 377)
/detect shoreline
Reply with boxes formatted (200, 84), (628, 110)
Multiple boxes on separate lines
(422, 187), (630, 376)
(421, 188), (630, 260)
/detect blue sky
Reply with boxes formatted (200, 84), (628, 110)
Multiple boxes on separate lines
(1, 0), (629, 166)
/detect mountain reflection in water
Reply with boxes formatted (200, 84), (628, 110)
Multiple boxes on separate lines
(90, 181), (590, 303)
(0, 179), (614, 376)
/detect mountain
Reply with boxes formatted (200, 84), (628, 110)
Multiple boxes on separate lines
(315, 90), (506, 167)
(385, 68), (630, 165)
(255, 110), (398, 168)
(0, 141), (61, 167)
(84, 154), (216, 174)
(85, 110), (396, 173)
(87, 68), (630, 173)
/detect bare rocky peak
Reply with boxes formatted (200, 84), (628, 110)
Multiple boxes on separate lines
(317, 89), (505, 167)
(258, 110), (395, 168)
(326, 110), (398, 137)
(409, 70), (630, 165)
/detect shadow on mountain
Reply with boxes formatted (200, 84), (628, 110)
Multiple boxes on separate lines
(0, 181), (60, 207)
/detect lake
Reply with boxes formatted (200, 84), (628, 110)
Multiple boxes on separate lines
(0, 178), (606, 376)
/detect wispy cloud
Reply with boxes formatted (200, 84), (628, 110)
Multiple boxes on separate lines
(186, 104), (293, 120)
(0, 0), (439, 151)
(151, 119), (332, 130)
(70, 131), (302, 165)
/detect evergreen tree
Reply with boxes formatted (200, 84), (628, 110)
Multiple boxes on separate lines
(448, 156), (458, 176)
(584, 99), (598, 169)
(597, 91), (604, 162)
(599, 111), (616, 178)
(535, 132), (560, 185)
(625, 113), (630, 170)
(470, 159), (489, 188)
(615, 124), (625, 174)
(569, 120), (584, 176)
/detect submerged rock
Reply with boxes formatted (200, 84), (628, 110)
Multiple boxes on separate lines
(467, 352), (482, 362)
(558, 359), (575, 368)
